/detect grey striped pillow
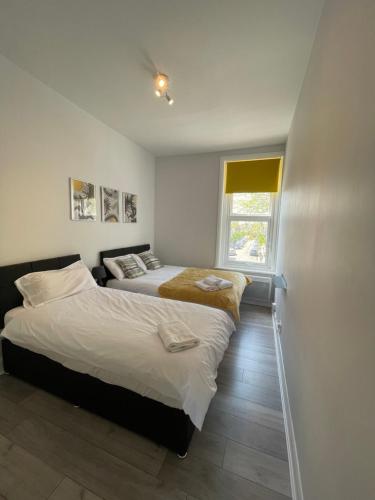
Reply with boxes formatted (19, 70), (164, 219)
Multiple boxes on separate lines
(138, 250), (163, 270)
(116, 256), (146, 279)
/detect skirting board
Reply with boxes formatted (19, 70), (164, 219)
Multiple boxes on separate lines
(272, 311), (304, 500)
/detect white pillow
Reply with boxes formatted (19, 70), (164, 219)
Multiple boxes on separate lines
(130, 254), (148, 272)
(66, 260), (86, 270)
(103, 256), (125, 280)
(18, 259), (86, 308)
(103, 253), (149, 279)
(15, 265), (97, 308)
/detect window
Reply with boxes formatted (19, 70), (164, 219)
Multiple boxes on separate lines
(216, 155), (282, 273)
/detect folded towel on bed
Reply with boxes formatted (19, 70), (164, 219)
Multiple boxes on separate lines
(195, 275), (233, 292)
(158, 320), (200, 353)
(203, 275), (223, 286)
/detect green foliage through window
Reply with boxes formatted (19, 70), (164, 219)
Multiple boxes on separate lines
(232, 193), (271, 216)
(228, 193), (271, 265)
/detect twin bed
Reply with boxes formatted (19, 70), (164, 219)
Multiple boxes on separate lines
(0, 247), (249, 456)
(100, 244), (250, 320)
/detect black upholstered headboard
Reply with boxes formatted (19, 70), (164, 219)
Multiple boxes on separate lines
(0, 254), (80, 329)
(99, 244), (150, 279)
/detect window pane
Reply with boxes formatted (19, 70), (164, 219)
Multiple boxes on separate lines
(228, 221), (268, 265)
(231, 193), (271, 216)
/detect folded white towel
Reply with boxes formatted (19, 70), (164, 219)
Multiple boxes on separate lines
(217, 279), (233, 289)
(195, 275), (233, 292)
(195, 280), (220, 292)
(203, 275), (223, 286)
(158, 320), (200, 353)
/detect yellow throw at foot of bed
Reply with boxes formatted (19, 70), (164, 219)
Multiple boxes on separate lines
(158, 268), (251, 321)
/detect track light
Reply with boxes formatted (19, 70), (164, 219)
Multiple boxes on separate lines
(154, 72), (174, 105)
(165, 93), (174, 106)
(154, 73), (169, 92)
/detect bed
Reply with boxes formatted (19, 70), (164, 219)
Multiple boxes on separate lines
(100, 244), (250, 320)
(0, 254), (234, 456)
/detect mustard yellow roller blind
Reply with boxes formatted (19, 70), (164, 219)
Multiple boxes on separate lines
(225, 157), (282, 193)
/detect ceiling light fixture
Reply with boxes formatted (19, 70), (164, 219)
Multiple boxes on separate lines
(154, 72), (174, 105)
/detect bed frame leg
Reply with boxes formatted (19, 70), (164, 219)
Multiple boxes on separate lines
(177, 452), (188, 459)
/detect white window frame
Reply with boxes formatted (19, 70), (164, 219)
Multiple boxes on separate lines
(215, 152), (283, 275)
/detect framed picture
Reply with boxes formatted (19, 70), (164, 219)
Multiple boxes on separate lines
(70, 178), (97, 221)
(101, 186), (120, 222)
(123, 192), (137, 223)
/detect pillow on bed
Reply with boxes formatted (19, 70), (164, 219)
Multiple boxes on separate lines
(103, 254), (147, 279)
(138, 250), (163, 270)
(66, 260), (86, 271)
(131, 253), (148, 272)
(103, 256), (131, 280)
(15, 265), (97, 308)
(116, 256), (146, 279)
(19, 259), (86, 308)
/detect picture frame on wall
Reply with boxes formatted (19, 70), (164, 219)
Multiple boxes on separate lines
(70, 178), (97, 221)
(123, 192), (137, 223)
(101, 186), (120, 222)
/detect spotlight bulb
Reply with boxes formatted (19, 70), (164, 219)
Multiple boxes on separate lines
(154, 73), (169, 92)
(154, 73), (173, 104)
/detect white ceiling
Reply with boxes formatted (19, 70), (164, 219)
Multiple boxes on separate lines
(0, 0), (324, 156)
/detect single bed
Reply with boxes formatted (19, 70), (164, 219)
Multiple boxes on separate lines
(100, 244), (250, 320)
(0, 254), (234, 456)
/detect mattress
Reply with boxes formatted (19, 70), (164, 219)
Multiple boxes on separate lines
(1, 287), (234, 429)
(106, 265), (185, 296)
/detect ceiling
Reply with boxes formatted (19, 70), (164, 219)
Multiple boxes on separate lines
(0, 0), (324, 156)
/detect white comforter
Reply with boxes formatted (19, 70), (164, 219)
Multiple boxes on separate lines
(1, 287), (234, 429)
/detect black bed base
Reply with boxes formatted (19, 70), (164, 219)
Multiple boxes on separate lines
(2, 339), (195, 455)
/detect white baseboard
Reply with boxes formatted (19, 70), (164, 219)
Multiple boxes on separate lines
(272, 311), (304, 500)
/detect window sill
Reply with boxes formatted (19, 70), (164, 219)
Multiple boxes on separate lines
(215, 265), (275, 277)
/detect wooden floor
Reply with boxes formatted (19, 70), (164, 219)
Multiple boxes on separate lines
(0, 304), (291, 500)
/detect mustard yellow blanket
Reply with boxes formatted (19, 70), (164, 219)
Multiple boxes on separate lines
(158, 268), (251, 321)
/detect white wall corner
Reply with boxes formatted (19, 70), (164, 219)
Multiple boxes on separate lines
(272, 309), (304, 500)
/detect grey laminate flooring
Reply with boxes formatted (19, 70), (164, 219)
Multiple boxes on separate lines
(0, 304), (291, 499)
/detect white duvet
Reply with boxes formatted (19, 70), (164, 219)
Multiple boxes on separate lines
(1, 287), (234, 429)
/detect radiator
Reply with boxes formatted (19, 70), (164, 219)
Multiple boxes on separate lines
(241, 276), (273, 307)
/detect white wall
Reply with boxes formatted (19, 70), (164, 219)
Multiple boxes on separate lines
(155, 145), (284, 267)
(276, 1), (375, 499)
(0, 55), (155, 268)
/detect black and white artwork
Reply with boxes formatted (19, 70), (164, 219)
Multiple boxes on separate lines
(101, 187), (120, 223)
(70, 178), (97, 221)
(123, 192), (137, 223)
